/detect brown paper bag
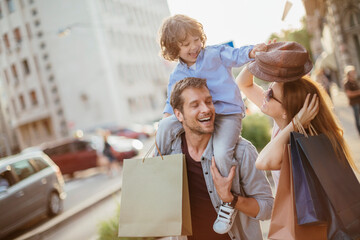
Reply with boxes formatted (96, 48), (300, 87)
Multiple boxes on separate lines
(118, 154), (192, 237)
(268, 145), (327, 240)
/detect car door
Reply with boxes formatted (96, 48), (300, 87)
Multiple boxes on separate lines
(0, 167), (18, 236)
(9, 159), (44, 222)
(29, 157), (53, 207)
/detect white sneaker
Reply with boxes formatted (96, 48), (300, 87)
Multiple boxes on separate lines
(213, 203), (237, 234)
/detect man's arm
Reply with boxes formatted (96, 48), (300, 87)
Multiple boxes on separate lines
(210, 158), (260, 218)
(345, 89), (360, 98)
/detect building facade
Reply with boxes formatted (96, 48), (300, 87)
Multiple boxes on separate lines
(303, 0), (360, 83)
(0, 0), (171, 150)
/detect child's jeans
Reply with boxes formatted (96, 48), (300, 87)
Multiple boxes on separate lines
(157, 113), (243, 180)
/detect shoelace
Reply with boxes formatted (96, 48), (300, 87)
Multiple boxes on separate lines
(217, 204), (235, 223)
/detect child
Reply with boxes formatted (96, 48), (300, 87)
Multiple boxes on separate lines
(157, 14), (266, 234)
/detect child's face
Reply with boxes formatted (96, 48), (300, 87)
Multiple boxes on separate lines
(178, 35), (202, 67)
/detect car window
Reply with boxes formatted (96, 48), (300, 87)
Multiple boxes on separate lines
(11, 160), (36, 181)
(29, 158), (49, 171)
(0, 170), (14, 192)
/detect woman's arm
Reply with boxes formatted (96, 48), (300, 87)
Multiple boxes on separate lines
(236, 65), (265, 109)
(256, 94), (319, 170)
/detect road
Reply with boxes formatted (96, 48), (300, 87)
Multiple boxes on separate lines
(5, 136), (155, 240)
(3, 171), (122, 240)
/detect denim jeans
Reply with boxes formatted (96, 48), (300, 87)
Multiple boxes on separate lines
(351, 103), (360, 135)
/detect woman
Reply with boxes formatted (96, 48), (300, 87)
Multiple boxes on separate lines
(236, 41), (358, 239)
(236, 42), (356, 179)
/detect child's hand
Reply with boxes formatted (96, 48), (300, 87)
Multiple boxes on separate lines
(249, 43), (267, 58)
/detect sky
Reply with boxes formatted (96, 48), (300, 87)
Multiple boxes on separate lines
(166, 0), (306, 47)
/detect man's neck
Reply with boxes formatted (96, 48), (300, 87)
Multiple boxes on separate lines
(184, 131), (211, 162)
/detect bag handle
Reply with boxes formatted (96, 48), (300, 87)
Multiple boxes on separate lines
(142, 131), (164, 162)
(291, 115), (318, 137)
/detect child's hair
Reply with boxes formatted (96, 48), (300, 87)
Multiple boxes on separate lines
(159, 14), (206, 61)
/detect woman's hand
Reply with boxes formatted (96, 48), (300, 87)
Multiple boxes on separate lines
(296, 94), (319, 127)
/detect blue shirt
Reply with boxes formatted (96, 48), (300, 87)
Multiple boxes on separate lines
(164, 44), (254, 115)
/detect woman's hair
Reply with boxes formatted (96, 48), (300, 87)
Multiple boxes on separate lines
(159, 14), (206, 61)
(282, 76), (357, 171)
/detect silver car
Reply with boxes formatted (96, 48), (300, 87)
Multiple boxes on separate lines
(0, 151), (66, 238)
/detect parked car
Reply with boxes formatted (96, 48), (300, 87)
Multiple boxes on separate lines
(110, 127), (150, 140)
(0, 151), (66, 238)
(41, 138), (98, 176)
(89, 135), (143, 162)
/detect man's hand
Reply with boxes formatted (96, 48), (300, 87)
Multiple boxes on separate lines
(210, 157), (236, 203)
(249, 43), (267, 59)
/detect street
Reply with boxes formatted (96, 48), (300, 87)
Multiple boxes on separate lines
(7, 86), (360, 240)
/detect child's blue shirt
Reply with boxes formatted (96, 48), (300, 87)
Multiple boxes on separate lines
(164, 44), (254, 115)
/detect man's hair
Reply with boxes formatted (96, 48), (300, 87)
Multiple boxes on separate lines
(170, 77), (208, 113)
(159, 14), (207, 61)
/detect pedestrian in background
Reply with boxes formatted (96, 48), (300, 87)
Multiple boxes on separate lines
(315, 68), (332, 100)
(343, 65), (360, 137)
(102, 130), (119, 177)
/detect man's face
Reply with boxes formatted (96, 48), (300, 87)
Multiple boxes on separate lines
(175, 86), (215, 135)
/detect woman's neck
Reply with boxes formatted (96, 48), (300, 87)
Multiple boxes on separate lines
(274, 118), (288, 130)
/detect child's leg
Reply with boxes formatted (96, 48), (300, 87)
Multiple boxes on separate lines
(155, 115), (183, 155)
(213, 114), (242, 179)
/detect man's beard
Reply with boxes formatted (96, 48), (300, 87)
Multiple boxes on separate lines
(182, 115), (213, 135)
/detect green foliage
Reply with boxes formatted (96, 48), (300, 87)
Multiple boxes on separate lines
(268, 17), (313, 61)
(97, 201), (156, 240)
(241, 113), (271, 151)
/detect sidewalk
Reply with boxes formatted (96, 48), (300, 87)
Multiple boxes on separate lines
(331, 85), (360, 180)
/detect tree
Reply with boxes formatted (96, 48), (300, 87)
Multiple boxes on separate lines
(268, 17), (313, 61)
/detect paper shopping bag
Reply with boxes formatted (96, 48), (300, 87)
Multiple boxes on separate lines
(290, 132), (327, 225)
(296, 133), (360, 239)
(268, 145), (327, 240)
(118, 154), (192, 237)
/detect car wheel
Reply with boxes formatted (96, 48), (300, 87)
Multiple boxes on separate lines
(47, 191), (63, 217)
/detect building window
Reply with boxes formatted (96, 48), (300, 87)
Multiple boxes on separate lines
(30, 90), (38, 105)
(11, 64), (18, 82)
(4, 69), (10, 85)
(14, 28), (22, 43)
(6, 0), (15, 14)
(48, 75), (54, 82)
(29, 0), (34, 4)
(12, 99), (17, 115)
(22, 59), (30, 75)
(31, 8), (37, 16)
(0, 5), (3, 19)
(45, 63), (51, 70)
(19, 94), (25, 109)
(43, 53), (48, 60)
(3, 33), (10, 50)
(37, 31), (43, 38)
(34, 19), (40, 27)
(40, 42), (45, 49)
(26, 23), (32, 40)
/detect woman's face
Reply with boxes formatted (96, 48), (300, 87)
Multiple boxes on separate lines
(261, 82), (285, 120)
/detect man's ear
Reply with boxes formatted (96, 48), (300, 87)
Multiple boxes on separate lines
(174, 109), (184, 123)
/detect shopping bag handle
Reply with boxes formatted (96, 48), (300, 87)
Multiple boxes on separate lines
(142, 131), (164, 162)
(291, 115), (318, 137)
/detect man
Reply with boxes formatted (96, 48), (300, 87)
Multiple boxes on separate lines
(344, 65), (360, 136)
(156, 77), (273, 240)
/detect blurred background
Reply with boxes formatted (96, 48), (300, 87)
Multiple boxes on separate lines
(0, 0), (359, 239)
